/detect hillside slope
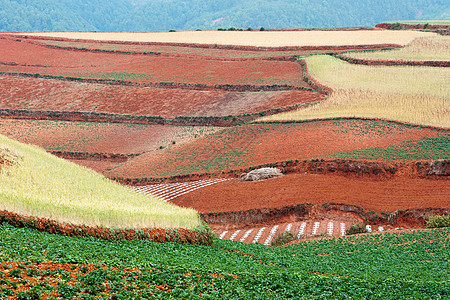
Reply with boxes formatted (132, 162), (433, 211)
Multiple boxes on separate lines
(0, 0), (448, 31)
(0, 134), (201, 229)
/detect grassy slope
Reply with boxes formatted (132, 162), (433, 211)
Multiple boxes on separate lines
(345, 36), (450, 61)
(0, 224), (448, 298)
(0, 134), (200, 229)
(258, 55), (450, 127)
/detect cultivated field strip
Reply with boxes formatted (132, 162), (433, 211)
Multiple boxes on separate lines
(130, 178), (232, 201)
(217, 221), (384, 244)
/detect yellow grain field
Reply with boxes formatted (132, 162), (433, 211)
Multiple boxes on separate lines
(258, 55), (450, 127)
(344, 36), (450, 61)
(12, 30), (436, 47)
(0, 135), (201, 229)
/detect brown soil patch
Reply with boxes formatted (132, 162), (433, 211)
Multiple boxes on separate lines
(0, 38), (306, 87)
(105, 120), (445, 179)
(0, 119), (218, 155)
(0, 76), (323, 118)
(26, 37), (398, 60)
(337, 55), (450, 67)
(172, 173), (449, 213)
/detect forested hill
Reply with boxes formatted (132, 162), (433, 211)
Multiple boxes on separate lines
(0, 0), (448, 32)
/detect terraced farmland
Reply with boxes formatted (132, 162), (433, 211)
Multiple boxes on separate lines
(104, 119), (446, 179)
(15, 30), (435, 46)
(0, 119), (218, 155)
(0, 26), (448, 298)
(26, 38), (343, 59)
(0, 37), (308, 87)
(259, 55), (450, 127)
(342, 36), (450, 61)
(170, 172), (450, 213)
(0, 76), (324, 118)
(0, 224), (448, 298)
(217, 221), (362, 244)
(130, 178), (231, 202)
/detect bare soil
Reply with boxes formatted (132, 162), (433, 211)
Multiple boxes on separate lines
(172, 173), (449, 213)
(0, 38), (306, 87)
(0, 76), (323, 118)
(0, 119), (219, 155)
(104, 120), (444, 179)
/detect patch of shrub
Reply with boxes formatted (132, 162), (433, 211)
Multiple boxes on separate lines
(345, 223), (367, 235)
(271, 231), (298, 246)
(426, 215), (450, 228)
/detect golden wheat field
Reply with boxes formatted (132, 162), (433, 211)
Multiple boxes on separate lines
(258, 55), (450, 127)
(345, 36), (450, 61)
(0, 135), (201, 229)
(13, 30), (436, 47)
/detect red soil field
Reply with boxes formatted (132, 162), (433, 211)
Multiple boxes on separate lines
(0, 119), (218, 155)
(172, 173), (450, 213)
(0, 76), (324, 118)
(0, 38), (306, 87)
(104, 120), (445, 179)
(31, 38), (352, 60)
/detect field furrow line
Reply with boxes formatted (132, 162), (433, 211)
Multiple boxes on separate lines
(264, 225), (279, 246)
(340, 223), (346, 236)
(240, 229), (254, 242)
(252, 227), (266, 243)
(327, 222), (334, 236)
(218, 231), (228, 239)
(312, 222), (320, 236)
(130, 178), (231, 201)
(229, 230), (241, 241)
(297, 222), (307, 238)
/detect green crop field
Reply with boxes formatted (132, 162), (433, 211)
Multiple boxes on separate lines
(329, 136), (450, 160)
(0, 224), (448, 298)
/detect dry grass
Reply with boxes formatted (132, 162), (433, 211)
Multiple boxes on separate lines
(11, 30), (436, 47)
(0, 134), (201, 229)
(258, 55), (450, 127)
(345, 36), (450, 61)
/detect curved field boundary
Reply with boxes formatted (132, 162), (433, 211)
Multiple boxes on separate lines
(12, 37), (299, 62)
(10, 34), (404, 52)
(115, 158), (449, 186)
(335, 54), (450, 67)
(8, 36), (403, 62)
(50, 151), (136, 162)
(376, 23), (449, 35)
(130, 178), (232, 202)
(297, 59), (333, 95)
(201, 202), (449, 229)
(0, 101), (320, 127)
(256, 116), (450, 132)
(217, 221), (354, 244)
(0, 209), (213, 245)
(0, 71), (312, 92)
